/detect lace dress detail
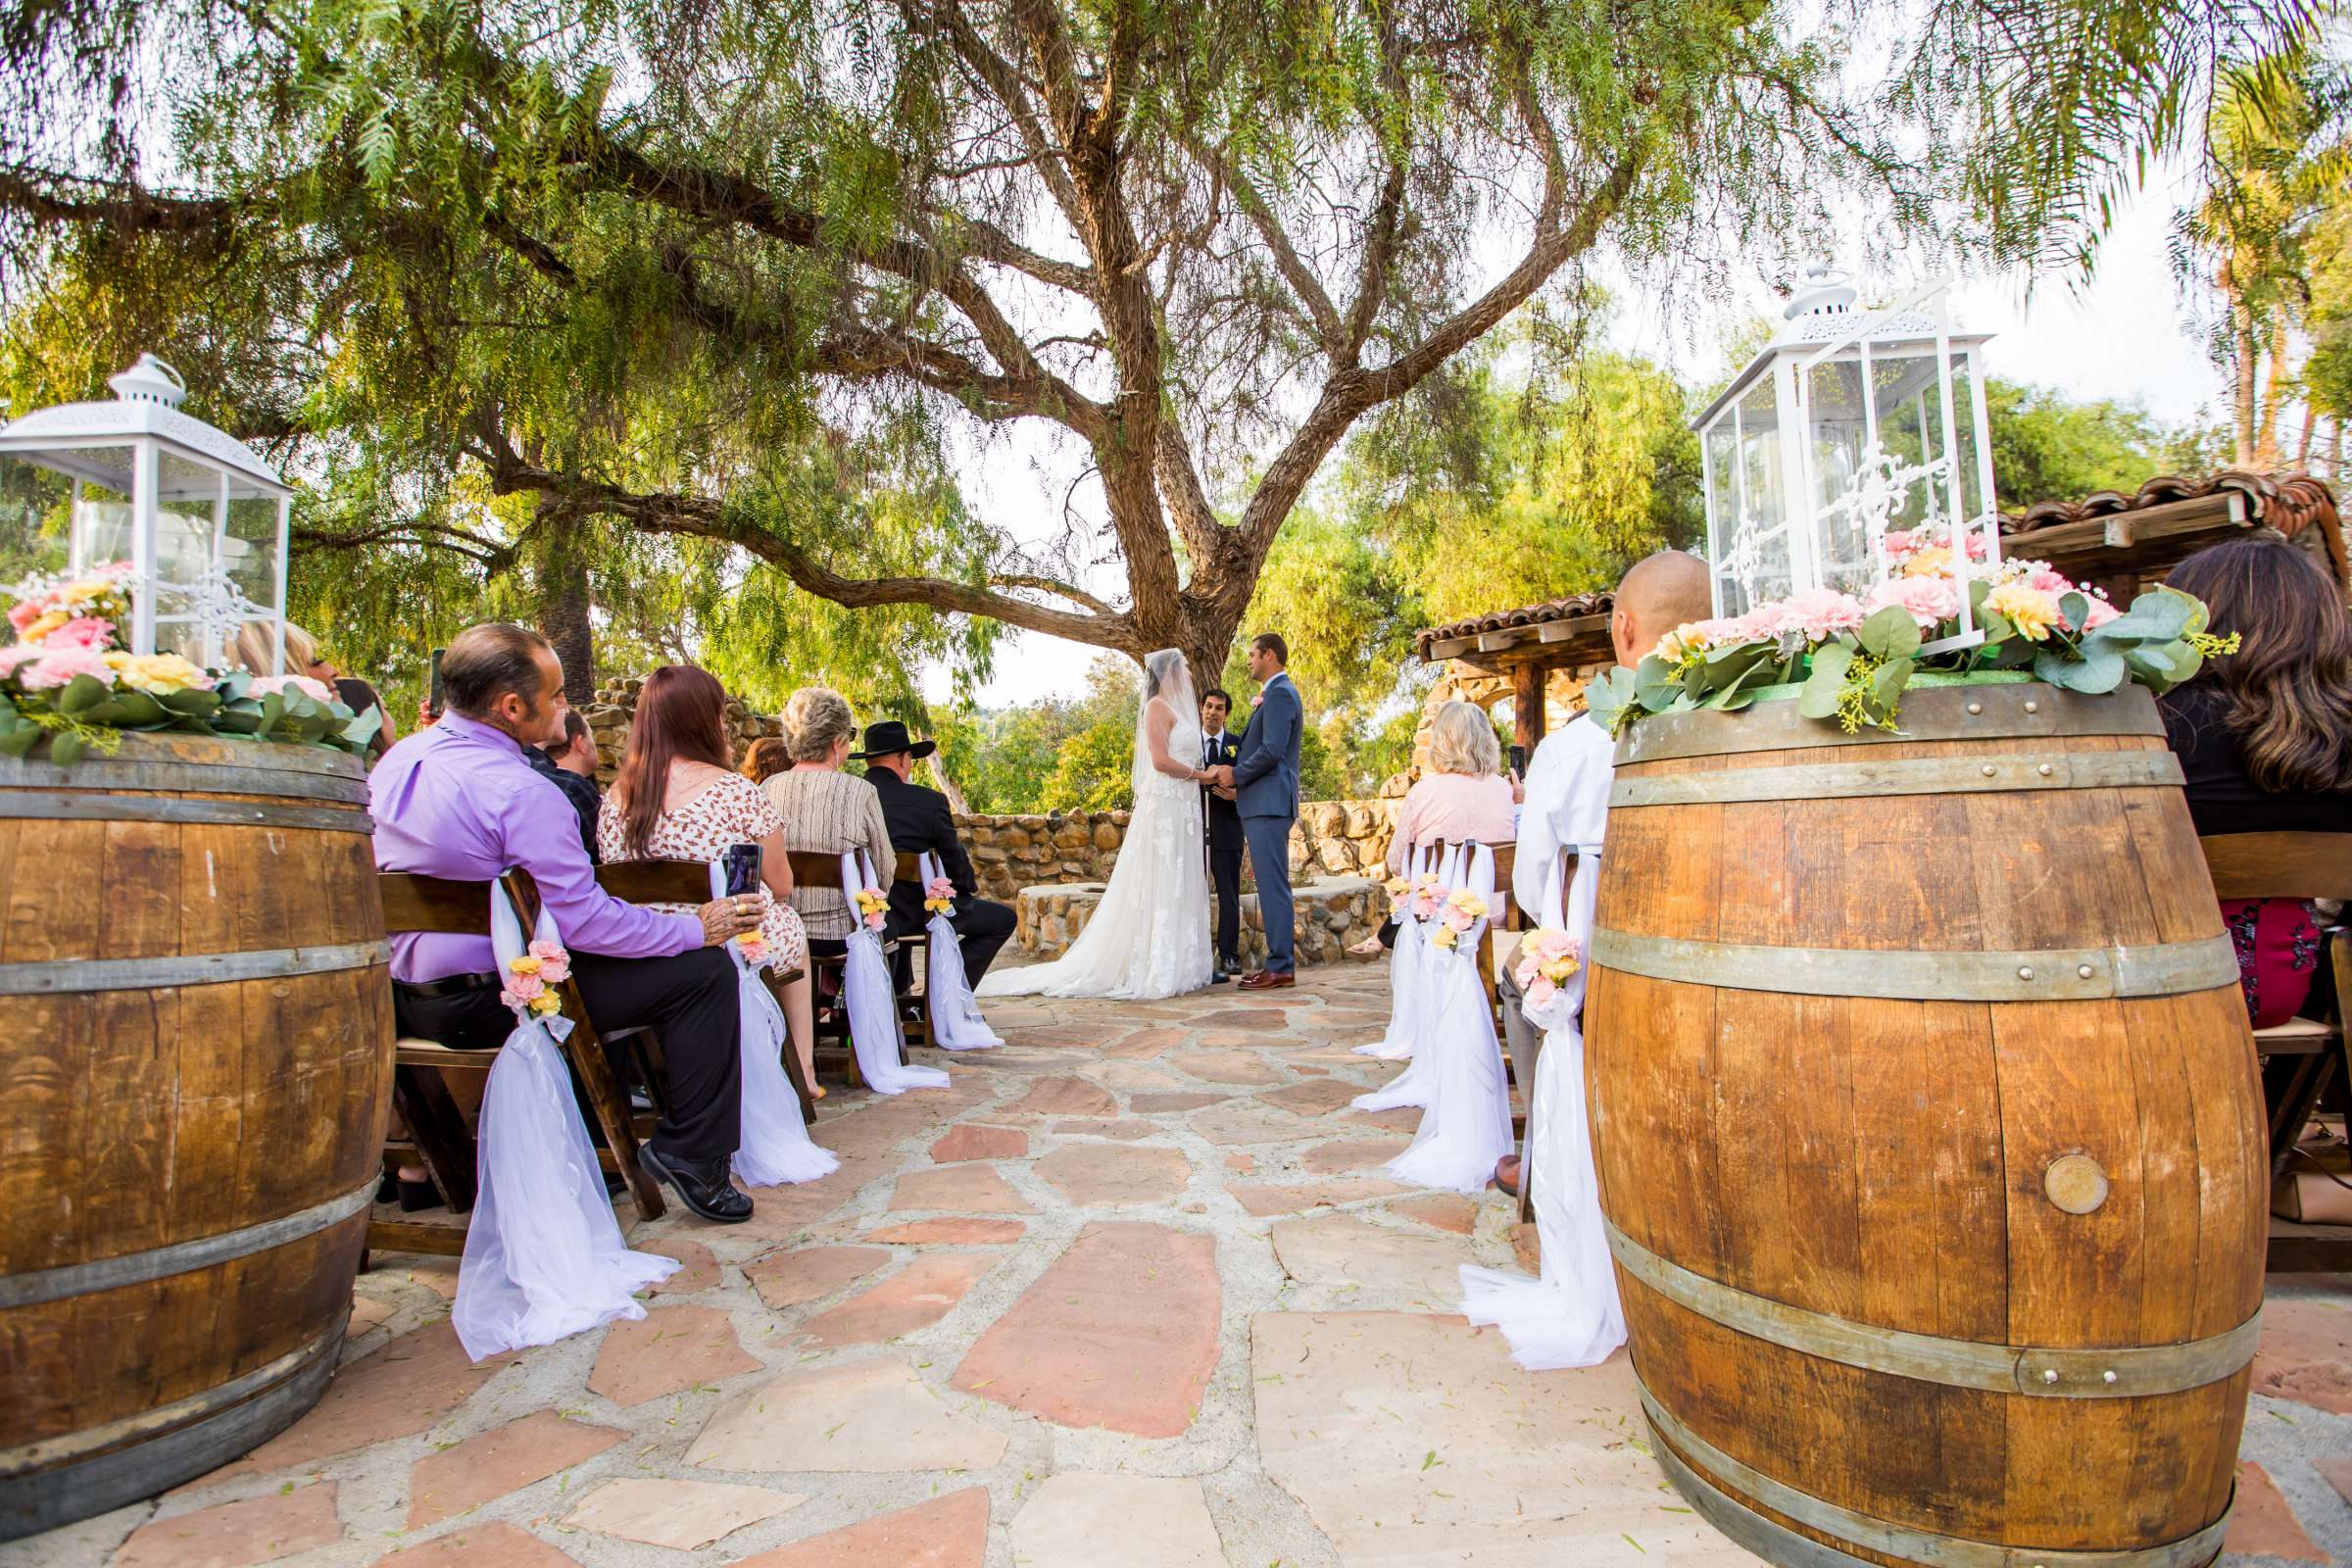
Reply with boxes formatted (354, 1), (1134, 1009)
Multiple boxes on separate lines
(596, 773), (808, 974)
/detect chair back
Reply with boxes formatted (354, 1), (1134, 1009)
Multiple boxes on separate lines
(2200, 833), (2352, 902)
(894, 851), (923, 884)
(596, 859), (715, 906)
(379, 868), (545, 936)
(785, 849), (852, 892)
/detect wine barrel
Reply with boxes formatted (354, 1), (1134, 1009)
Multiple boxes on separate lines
(0, 732), (390, 1540)
(1587, 680), (2264, 1568)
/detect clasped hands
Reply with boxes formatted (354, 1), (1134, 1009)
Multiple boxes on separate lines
(1200, 763), (1235, 789)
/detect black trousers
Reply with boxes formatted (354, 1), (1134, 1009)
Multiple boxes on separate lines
(393, 946), (743, 1166)
(888, 899), (1018, 990)
(1208, 840), (1243, 965)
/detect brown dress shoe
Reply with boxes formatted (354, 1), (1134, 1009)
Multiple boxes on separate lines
(1491, 1155), (1523, 1198)
(1238, 970), (1296, 990)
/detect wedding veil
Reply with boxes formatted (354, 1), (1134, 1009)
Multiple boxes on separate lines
(1133, 648), (1200, 796)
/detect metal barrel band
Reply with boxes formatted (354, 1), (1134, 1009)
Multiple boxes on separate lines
(0, 793), (372, 833)
(0, 1324), (339, 1475)
(1614, 683), (2164, 764)
(1608, 751), (2182, 808)
(0, 1327), (341, 1541)
(0, 939), (389, 998)
(1589, 929), (2238, 1004)
(0, 759), (369, 804)
(1606, 1222), (2259, 1398)
(0, 1178), (379, 1310)
(1641, 1383), (2230, 1568)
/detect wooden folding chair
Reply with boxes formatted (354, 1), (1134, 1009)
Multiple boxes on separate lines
(785, 849), (904, 1088)
(1505, 846), (1576, 1227)
(594, 858), (816, 1122)
(373, 868), (665, 1256)
(2199, 831), (2352, 1272)
(892, 851), (939, 1051)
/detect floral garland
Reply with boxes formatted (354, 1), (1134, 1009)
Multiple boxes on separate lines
(500, 942), (571, 1020)
(1586, 529), (2238, 737)
(0, 564), (381, 763)
(923, 876), (956, 915)
(853, 886), (890, 930)
(1426, 887), (1489, 953)
(1383, 870), (1443, 922)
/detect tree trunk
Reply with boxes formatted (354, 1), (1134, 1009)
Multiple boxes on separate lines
(534, 505), (596, 706)
(2293, 402), (2316, 470)
(2255, 329), (2288, 471)
(2231, 288), (2259, 468)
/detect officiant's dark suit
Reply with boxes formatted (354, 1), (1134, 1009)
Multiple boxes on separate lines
(1200, 695), (1244, 978)
(858, 722), (1016, 988)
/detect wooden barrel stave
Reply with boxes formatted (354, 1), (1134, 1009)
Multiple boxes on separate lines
(1590, 684), (2264, 1566)
(0, 735), (389, 1539)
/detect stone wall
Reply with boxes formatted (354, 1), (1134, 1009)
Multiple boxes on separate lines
(963, 811), (1129, 902)
(582, 674), (781, 788)
(1010, 876), (1384, 966)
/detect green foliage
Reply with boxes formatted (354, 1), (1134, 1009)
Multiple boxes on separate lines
(1983, 378), (2173, 510)
(0, 667), (380, 760)
(1042, 719), (1137, 812)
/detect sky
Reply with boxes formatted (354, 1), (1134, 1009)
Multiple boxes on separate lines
(925, 170), (2231, 712)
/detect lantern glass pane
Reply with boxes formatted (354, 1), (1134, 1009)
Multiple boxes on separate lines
(1866, 348), (1944, 543)
(1734, 379), (1793, 607)
(0, 453), (86, 584)
(1947, 351), (1984, 522)
(1703, 419), (1742, 612)
(1805, 357), (1869, 592)
(224, 495), (281, 614)
(156, 451), (220, 587)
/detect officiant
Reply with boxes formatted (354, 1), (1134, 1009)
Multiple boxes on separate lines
(858, 721), (1017, 988)
(1200, 688), (1244, 983)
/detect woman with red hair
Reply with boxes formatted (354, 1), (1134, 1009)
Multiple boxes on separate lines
(600, 666), (820, 1097)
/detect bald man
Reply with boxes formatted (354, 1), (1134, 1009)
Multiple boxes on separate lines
(1493, 549), (1712, 1197)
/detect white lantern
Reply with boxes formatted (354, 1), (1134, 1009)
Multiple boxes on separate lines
(1691, 270), (2001, 650)
(0, 355), (293, 671)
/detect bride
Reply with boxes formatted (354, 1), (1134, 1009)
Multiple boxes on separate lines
(978, 649), (1215, 1001)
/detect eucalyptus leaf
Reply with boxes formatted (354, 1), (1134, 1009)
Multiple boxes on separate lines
(162, 688), (221, 718)
(1856, 606), (1920, 662)
(1871, 657), (1915, 709)
(1634, 655), (1680, 713)
(1798, 644), (1853, 719)
(52, 731), (84, 765)
(2034, 643), (2126, 692)
(0, 722), (40, 757)
(2059, 592), (2089, 633)
(57, 674), (109, 717)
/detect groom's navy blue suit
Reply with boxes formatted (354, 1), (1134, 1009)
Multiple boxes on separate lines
(1232, 670), (1302, 974)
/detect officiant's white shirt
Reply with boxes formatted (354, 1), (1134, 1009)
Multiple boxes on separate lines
(1512, 713), (1614, 930)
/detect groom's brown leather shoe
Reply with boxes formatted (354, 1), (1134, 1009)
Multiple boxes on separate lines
(1239, 970), (1295, 990)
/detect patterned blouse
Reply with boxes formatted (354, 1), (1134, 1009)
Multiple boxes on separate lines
(596, 770), (808, 973)
(760, 766), (896, 941)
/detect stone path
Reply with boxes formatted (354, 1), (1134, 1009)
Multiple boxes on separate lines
(17, 964), (2352, 1567)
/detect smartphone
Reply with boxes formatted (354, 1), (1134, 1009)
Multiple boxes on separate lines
(723, 843), (762, 897)
(427, 647), (445, 719)
(1508, 743), (1527, 777)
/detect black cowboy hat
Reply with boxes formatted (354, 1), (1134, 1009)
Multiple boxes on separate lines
(850, 719), (937, 761)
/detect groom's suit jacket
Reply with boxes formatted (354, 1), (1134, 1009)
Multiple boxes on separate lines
(1232, 672), (1302, 821)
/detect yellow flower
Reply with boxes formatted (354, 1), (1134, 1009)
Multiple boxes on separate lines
(508, 956), (542, 976)
(529, 992), (564, 1017)
(1984, 581), (2060, 641)
(23, 610), (66, 642)
(113, 653), (207, 695)
(1900, 546), (1954, 579)
(1428, 925), (1460, 950)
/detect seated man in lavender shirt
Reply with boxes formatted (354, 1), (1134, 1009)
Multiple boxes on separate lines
(372, 624), (766, 1224)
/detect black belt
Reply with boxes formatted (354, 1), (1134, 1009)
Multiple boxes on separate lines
(397, 970), (502, 1001)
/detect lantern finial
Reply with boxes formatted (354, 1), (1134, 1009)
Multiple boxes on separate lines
(106, 355), (187, 410)
(1783, 263), (1857, 322)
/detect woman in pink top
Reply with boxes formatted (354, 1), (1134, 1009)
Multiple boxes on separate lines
(1386, 702), (1519, 874)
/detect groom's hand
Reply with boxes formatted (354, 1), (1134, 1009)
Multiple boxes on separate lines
(1206, 765), (1234, 788)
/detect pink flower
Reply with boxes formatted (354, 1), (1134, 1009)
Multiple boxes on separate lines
(528, 940), (571, 984)
(1881, 528), (1920, 560)
(249, 674), (337, 704)
(8, 598), (46, 635)
(2081, 595), (2121, 629)
(926, 877), (955, 899)
(504, 971), (545, 1002)
(864, 910), (887, 929)
(1779, 588), (1869, 641)
(42, 616), (112, 651)
(1443, 909), (1474, 933)
(1526, 974), (1559, 1008)
(0, 644), (42, 676)
(2021, 564), (2076, 597)
(1864, 574), (1961, 630)
(16, 644), (114, 690)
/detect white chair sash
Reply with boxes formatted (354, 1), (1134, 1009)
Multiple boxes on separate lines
(839, 848), (951, 1094)
(917, 852), (1002, 1050)
(1353, 840), (1465, 1112)
(707, 858), (839, 1188)
(1358, 839), (1433, 1061)
(1382, 841), (1515, 1195)
(452, 886), (677, 1362)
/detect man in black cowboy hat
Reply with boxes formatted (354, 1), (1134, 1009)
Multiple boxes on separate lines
(857, 720), (1017, 988)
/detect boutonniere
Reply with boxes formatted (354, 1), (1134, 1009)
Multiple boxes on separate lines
(1250, 692), (1263, 709)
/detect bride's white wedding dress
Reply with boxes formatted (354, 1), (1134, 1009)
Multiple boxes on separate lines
(977, 651), (1214, 1002)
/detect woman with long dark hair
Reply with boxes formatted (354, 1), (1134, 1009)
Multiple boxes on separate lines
(2162, 538), (2352, 1026)
(600, 666), (821, 1095)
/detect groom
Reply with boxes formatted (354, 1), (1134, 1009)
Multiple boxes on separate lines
(1210, 633), (1302, 991)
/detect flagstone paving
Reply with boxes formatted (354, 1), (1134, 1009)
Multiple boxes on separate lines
(17, 962), (2352, 1568)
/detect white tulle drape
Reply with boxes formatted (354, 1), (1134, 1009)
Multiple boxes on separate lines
(1456, 842), (1625, 1370)
(1353, 841), (1464, 1114)
(707, 858), (838, 1188)
(840, 848), (951, 1094)
(1377, 843), (1514, 1194)
(451, 889), (677, 1362)
(1356, 840), (1435, 1062)
(919, 852), (1003, 1050)
(976, 650), (1211, 1003)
